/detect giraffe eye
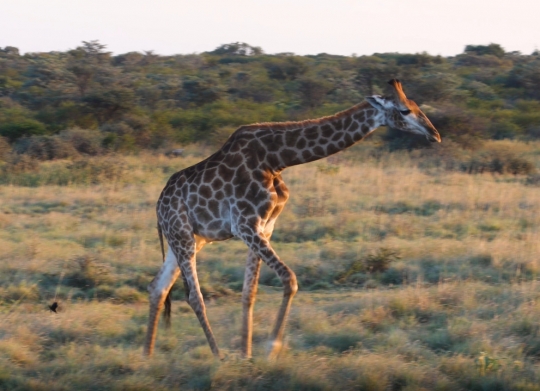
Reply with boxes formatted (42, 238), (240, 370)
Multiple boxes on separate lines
(400, 109), (411, 115)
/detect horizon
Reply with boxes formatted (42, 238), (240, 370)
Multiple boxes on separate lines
(2, 40), (533, 58)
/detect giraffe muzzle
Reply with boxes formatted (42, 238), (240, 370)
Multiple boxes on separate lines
(427, 129), (441, 143)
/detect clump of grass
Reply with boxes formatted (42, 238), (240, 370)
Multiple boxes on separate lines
(1, 281), (40, 302)
(92, 284), (116, 300)
(336, 248), (400, 284)
(316, 163), (340, 175)
(114, 286), (145, 303)
(199, 283), (235, 300)
(64, 254), (113, 290)
(525, 174), (540, 186)
(0, 339), (37, 367)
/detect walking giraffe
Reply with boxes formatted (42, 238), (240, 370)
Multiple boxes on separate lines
(144, 79), (441, 359)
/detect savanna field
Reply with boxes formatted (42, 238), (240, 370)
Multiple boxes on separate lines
(0, 138), (538, 391)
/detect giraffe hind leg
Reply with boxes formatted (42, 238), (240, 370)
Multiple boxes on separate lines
(173, 244), (222, 358)
(163, 269), (190, 328)
(144, 247), (180, 356)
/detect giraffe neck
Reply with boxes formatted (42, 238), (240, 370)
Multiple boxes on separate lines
(266, 102), (384, 170)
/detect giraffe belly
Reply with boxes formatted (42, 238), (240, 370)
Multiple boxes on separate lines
(192, 218), (234, 242)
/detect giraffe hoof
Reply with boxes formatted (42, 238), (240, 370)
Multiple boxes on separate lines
(266, 340), (282, 360)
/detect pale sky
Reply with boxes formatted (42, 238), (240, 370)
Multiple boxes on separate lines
(2, 0), (539, 57)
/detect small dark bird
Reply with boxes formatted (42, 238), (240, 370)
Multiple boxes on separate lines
(49, 302), (59, 313)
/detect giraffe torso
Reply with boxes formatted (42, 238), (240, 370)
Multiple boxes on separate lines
(157, 128), (290, 247)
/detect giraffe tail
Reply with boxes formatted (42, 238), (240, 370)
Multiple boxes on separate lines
(158, 224), (172, 329)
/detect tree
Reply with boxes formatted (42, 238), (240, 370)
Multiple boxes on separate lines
(354, 56), (390, 95)
(83, 88), (136, 125)
(67, 41), (112, 97)
(506, 59), (540, 99)
(407, 72), (462, 103)
(181, 76), (221, 106)
(265, 57), (309, 81)
(464, 43), (505, 58)
(0, 47), (20, 57)
(209, 42), (263, 56)
(297, 77), (332, 108)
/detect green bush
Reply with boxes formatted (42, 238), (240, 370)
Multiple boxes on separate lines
(0, 119), (47, 141)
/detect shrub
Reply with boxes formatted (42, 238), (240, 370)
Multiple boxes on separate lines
(59, 128), (103, 156)
(381, 268), (403, 285)
(13, 135), (78, 160)
(0, 119), (47, 141)
(428, 105), (487, 148)
(65, 157), (126, 184)
(1, 154), (39, 174)
(460, 149), (535, 175)
(489, 121), (522, 139)
(525, 174), (540, 186)
(0, 136), (10, 161)
(364, 248), (401, 273)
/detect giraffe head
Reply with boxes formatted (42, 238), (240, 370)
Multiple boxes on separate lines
(365, 79), (441, 142)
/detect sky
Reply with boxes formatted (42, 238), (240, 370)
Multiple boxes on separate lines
(2, 0), (539, 57)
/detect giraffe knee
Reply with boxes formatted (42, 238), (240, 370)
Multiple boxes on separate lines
(187, 290), (204, 312)
(283, 271), (298, 296)
(148, 285), (168, 305)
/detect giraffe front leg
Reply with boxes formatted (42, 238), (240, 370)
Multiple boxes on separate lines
(267, 266), (297, 360)
(144, 247), (180, 356)
(241, 250), (262, 358)
(240, 232), (298, 360)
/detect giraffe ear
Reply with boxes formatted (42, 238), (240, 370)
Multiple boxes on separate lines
(365, 95), (388, 109)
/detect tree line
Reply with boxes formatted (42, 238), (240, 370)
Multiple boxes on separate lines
(1, 41), (539, 153)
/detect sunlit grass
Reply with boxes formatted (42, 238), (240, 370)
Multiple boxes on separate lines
(1, 140), (540, 389)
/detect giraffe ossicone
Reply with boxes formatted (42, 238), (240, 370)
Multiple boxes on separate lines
(144, 79), (441, 359)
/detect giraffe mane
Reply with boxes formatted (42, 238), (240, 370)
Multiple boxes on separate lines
(237, 101), (371, 133)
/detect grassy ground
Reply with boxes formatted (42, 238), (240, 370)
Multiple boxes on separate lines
(1, 140), (540, 390)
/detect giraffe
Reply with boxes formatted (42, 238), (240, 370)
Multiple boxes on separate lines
(144, 79), (441, 359)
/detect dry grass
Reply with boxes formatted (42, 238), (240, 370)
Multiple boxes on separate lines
(1, 140), (540, 390)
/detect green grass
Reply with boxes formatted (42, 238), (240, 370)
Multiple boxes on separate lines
(1, 140), (540, 390)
